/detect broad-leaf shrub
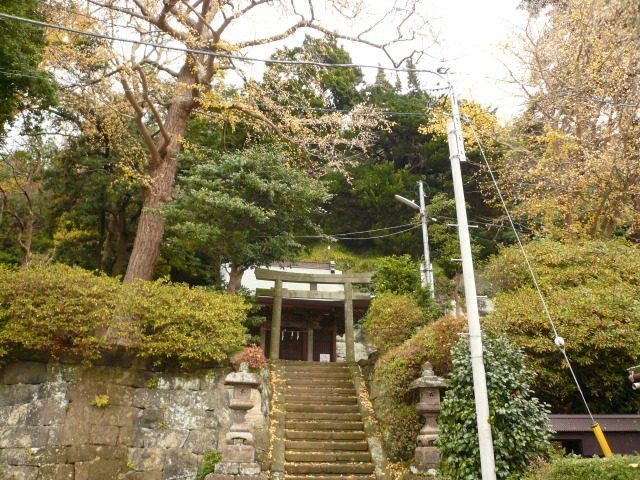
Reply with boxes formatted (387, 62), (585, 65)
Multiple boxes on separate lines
(362, 292), (425, 354)
(122, 279), (248, 364)
(370, 315), (467, 461)
(0, 265), (248, 364)
(0, 264), (120, 360)
(483, 238), (640, 413)
(436, 334), (552, 480)
(524, 454), (640, 480)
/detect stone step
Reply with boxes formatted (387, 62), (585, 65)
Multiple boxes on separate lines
(286, 386), (356, 395)
(287, 378), (354, 387)
(286, 403), (360, 414)
(286, 412), (362, 422)
(286, 420), (365, 431)
(286, 431), (366, 441)
(285, 451), (371, 463)
(285, 370), (352, 378)
(285, 463), (375, 475)
(286, 395), (357, 405)
(285, 441), (369, 452)
(285, 475), (375, 480)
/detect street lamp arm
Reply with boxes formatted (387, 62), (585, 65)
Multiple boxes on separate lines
(394, 194), (420, 211)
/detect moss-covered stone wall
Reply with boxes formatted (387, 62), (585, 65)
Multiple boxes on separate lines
(0, 359), (269, 479)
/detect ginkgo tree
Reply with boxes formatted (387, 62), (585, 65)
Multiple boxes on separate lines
(43, 0), (434, 283)
(502, 0), (640, 240)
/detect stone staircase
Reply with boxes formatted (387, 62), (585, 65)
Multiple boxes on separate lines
(280, 361), (377, 480)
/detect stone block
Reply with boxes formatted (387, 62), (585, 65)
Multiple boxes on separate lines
(35, 463), (74, 480)
(0, 362), (48, 385)
(89, 424), (120, 445)
(105, 384), (134, 406)
(221, 444), (254, 463)
(0, 385), (38, 407)
(214, 462), (240, 475)
(131, 389), (168, 410)
(25, 396), (67, 426)
(128, 447), (166, 471)
(1, 465), (39, 480)
(136, 408), (164, 428)
(201, 410), (222, 429)
(1, 403), (28, 426)
(142, 428), (189, 449)
(164, 406), (204, 430)
(117, 426), (145, 448)
(67, 445), (101, 463)
(47, 363), (84, 382)
(122, 470), (162, 480)
(47, 426), (64, 446)
(201, 390), (226, 412)
(67, 382), (106, 403)
(169, 389), (198, 408)
(60, 417), (91, 445)
(0, 426), (49, 448)
(96, 405), (140, 428)
(86, 459), (126, 480)
(183, 428), (218, 454)
(83, 366), (153, 388)
(239, 463), (262, 475)
(1, 447), (37, 466)
(414, 447), (439, 468)
(74, 461), (90, 480)
(33, 446), (69, 464)
(162, 447), (200, 479)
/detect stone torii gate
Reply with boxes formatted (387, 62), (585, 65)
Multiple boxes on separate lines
(254, 268), (372, 362)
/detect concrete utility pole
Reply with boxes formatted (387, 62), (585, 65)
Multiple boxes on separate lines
(394, 181), (434, 297)
(446, 115), (496, 480)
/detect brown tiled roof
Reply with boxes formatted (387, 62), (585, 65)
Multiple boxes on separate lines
(549, 414), (640, 432)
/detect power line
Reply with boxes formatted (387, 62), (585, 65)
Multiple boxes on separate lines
(295, 222), (420, 240)
(468, 120), (596, 422)
(0, 12), (444, 77)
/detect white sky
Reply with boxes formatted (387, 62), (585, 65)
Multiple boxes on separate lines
(344, 0), (531, 120)
(244, 0), (532, 120)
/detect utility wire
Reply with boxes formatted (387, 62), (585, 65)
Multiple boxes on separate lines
(295, 222), (420, 239)
(0, 12), (445, 77)
(467, 121), (595, 422)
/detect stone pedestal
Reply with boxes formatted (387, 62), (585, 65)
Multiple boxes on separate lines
(408, 362), (448, 476)
(207, 363), (266, 480)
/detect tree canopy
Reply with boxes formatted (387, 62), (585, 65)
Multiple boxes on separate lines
(162, 146), (331, 293)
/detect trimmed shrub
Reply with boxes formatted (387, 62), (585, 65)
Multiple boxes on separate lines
(371, 315), (467, 461)
(0, 264), (120, 360)
(0, 264), (249, 365)
(362, 293), (425, 354)
(122, 279), (248, 365)
(436, 333), (553, 480)
(525, 454), (640, 480)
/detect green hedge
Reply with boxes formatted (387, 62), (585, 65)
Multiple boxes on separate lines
(0, 264), (248, 365)
(526, 454), (640, 479)
(370, 314), (468, 461)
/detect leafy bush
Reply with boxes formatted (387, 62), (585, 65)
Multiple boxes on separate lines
(483, 238), (640, 413)
(197, 450), (222, 480)
(0, 264), (249, 365)
(372, 254), (443, 316)
(233, 345), (267, 369)
(362, 293), (425, 353)
(370, 315), (467, 461)
(436, 333), (553, 480)
(0, 264), (120, 360)
(122, 279), (248, 364)
(525, 454), (640, 480)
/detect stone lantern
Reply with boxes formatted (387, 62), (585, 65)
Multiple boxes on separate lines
(209, 362), (265, 479)
(408, 361), (449, 475)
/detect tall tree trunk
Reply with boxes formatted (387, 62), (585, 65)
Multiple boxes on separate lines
(123, 63), (197, 283)
(111, 205), (129, 277)
(227, 263), (245, 295)
(19, 210), (34, 267)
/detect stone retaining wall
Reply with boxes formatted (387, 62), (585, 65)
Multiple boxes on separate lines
(0, 359), (269, 480)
